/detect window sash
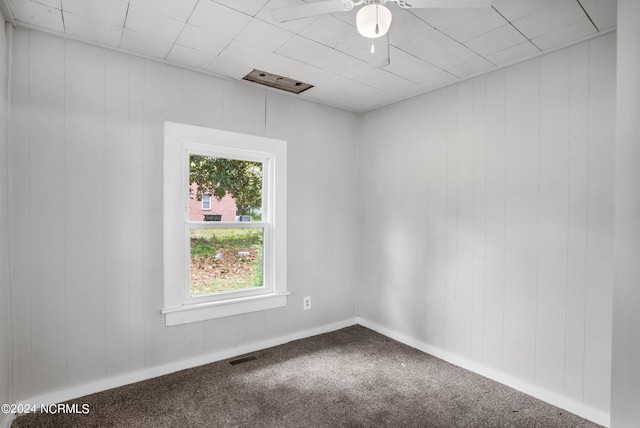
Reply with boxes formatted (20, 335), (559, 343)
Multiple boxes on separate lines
(183, 222), (272, 305)
(184, 148), (272, 304)
(201, 194), (211, 210)
(185, 145), (272, 222)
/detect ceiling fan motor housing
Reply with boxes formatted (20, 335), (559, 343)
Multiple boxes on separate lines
(356, 3), (393, 38)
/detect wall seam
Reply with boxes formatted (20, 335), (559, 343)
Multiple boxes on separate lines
(580, 38), (591, 404)
(3, 19), (14, 406)
(533, 58), (542, 384)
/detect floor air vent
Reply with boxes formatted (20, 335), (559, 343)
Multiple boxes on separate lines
(243, 69), (313, 94)
(229, 356), (258, 366)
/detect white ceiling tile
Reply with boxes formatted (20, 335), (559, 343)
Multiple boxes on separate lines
(255, 0), (319, 33)
(276, 36), (361, 73)
(578, 0), (617, 32)
(166, 44), (214, 69)
(388, 9), (433, 47)
(276, 35), (331, 64)
(383, 47), (457, 88)
(128, 0), (199, 22)
(257, 53), (306, 77)
(235, 18), (295, 52)
(119, 29), (173, 59)
(31, 0), (60, 8)
(486, 41), (541, 66)
(448, 56), (496, 78)
(334, 81), (390, 110)
(299, 75), (373, 112)
(330, 6), (358, 26)
(188, 0), (252, 39)
(125, 5), (185, 42)
(63, 12), (122, 46)
(491, 0), (563, 22)
(206, 56), (253, 80)
(299, 87), (340, 108)
(212, 0), (269, 17)
(219, 40), (272, 69)
(511, 0), (586, 39)
(341, 62), (424, 96)
(175, 24), (231, 55)
(277, 36), (359, 74)
(308, 47), (362, 75)
(464, 24), (529, 57)
(9, 0), (64, 32)
(335, 34), (379, 63)
(531, 19), (598, 51)
(299, 15), (356, 48)
(327, 74), (378, 97)
(409, 7), (460, 28)
(400, 27), (479, 69)
(62, 0), (128, 27)
(290, 64), (335, 85)
(436, 8), (507, 42)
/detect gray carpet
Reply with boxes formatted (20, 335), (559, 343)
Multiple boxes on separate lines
(13, 325), (601, 427)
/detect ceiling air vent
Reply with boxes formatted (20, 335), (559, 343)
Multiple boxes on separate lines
(242, 69), (313, 94)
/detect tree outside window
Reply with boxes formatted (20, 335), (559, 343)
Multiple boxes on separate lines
(190, 155), (263, 219)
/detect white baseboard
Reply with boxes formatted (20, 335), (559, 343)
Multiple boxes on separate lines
(357, 317), (610, 428)
(17, 318), (358, 409)
(11, 317), (610, 428)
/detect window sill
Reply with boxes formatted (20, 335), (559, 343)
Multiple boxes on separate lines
(162, 292), (290, 326)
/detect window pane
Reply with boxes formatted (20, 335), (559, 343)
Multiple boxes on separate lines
(189, 155), (263, 222)
(190, 228), (264, 296)
(202, 194), (211, 210)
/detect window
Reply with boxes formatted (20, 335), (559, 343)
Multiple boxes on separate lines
(201, 194), (211, 210)
(163, 122), (287, 326)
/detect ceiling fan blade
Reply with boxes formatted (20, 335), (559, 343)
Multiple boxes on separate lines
(271, 0), (353, 23)
(395, 0), (492, 8)
(367, 35), (390, 68)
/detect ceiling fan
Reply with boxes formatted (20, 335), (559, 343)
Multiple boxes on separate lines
(271, 0), (493, 67)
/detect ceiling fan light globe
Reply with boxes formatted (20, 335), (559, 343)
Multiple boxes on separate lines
(356, 4), (392, 39)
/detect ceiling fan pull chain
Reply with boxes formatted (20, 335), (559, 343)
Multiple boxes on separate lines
(375, 5), (380, 34)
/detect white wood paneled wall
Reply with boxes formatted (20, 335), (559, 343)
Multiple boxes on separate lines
(359, 33), (615, 414)
(612, 1), (640, 426)
(1, 19), (12, 426)
(8, 29), (360, 401)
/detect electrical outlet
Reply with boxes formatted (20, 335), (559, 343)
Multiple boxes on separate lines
(303, 296), (311, 310)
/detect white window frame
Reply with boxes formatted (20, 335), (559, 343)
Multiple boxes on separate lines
(201, 194), (212, 211)
(162, 121), (288, 326)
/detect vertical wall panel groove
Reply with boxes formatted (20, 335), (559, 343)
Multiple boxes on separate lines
(0, 15), (11, 420)
(64, 38), (107, 387)
(583, 34), (615, 412)
(104, 49), (132, 377)
(127, 56), (145, 374)
(141, 59), (167, 368)
(483, 69), (507, 370)
(29, 30), (67, 395)
(536, 49), (571, 393)
(9, 26), (32, 401)
(564, 41), (590, 402)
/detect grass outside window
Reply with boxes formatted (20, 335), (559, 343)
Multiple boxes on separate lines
(190, 228), (264, 296)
